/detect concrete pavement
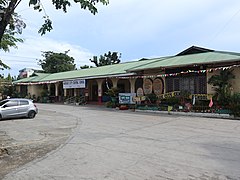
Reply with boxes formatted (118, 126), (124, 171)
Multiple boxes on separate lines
(4, 104), (240, 180)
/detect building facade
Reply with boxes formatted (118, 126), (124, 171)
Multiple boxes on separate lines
(14, 46), (240, 104)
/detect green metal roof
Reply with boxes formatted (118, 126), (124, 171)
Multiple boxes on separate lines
(40, 59), (162, 82)
(127, 51), (240, 71)
(13, 47), (240, 84)
(13, 73), (51, 83)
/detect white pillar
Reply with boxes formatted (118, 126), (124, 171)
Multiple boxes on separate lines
(64, 89), (67, 97)
(111, 78), (118, 88)
(55, 83), (59, 96)
(47, 84), (51, 93)
(129, 78), (136, 93)
(96, 79), (104, 104)
(74, 88), (77, 96)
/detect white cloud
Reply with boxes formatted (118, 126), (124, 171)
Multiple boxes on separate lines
(0, 36), (94, 76)
(2, 0), (240, 76)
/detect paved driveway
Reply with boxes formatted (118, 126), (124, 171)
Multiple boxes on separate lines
(3, 104), (240, 180)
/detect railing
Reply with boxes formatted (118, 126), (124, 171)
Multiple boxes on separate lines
(64, 96), (86, 105)
(158, 91), (181, 99)
(158, 91), (213, 100)
(64, 96), (75, 104)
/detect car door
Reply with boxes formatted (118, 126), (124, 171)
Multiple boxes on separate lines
(1, 100), (19, 118)
(17, 100), (30, 116)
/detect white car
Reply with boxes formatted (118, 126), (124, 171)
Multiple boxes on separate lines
(0, 98), (38, 120)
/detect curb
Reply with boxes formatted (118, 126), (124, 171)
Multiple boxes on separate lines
(134, 109), (239, 120)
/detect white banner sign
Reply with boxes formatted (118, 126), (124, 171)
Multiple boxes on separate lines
(63, 79), (86, 89)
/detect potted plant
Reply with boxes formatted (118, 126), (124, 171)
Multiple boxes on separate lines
(75, 96), (80, 105)
(105, 87), (119, 107)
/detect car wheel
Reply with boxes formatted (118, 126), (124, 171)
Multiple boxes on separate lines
(28, 111), (36, 119)
(0, 114), (2, 120)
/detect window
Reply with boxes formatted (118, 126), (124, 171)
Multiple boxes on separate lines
(166, 75), (207, 94)
(0, 100), (9, 106)
(4, 100), (18, 107)
(20, 100), (29, 106)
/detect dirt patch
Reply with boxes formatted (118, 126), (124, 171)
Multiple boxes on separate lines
(0, 108), (78, 179)
(0, 136), (68, 179)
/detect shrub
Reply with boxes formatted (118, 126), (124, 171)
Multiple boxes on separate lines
(229, 93), (240, 117)
(145, 93), (157, 104)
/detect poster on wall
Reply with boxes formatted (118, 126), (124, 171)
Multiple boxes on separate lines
(143, 79), (152, 94)
(63, 79), (86, 89)
(153, 78), (163, 95)
(119, 93), (136, 104)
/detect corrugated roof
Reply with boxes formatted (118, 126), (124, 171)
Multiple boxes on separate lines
(13, 73), (51, 83)
(127, 51), (240, 71)
(13, 47), (240, 84)
(40, 59), (162, 82)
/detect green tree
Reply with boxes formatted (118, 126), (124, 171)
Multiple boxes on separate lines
(0, 0), (109, 43)
(90, 51), (121, 67)
(0, 0), (108, 71)
(38, 51), (76, 73)
(208, 69), (235, 107)
(0, 73), (17, 98)
(0, 31), (21, 70)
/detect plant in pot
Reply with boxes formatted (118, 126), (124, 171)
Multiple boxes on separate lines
(40, 89), (49, 103)
(105, 87), (119, 108)
(75, 96), (80, 105)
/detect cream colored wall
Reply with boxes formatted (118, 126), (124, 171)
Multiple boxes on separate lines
(16, 85), (20, 92)
(28, 84), (43, 97)
(230, 67), (240, 93)
(206, 69), (219, 94)
(207, 67), (240, 94)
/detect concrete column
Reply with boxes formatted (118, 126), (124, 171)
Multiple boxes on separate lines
(28, 85), (33, 95)
(74, 88), (77, 96)
(16, 85), (20, 93)
(55, 83), (59, 97)
(129, 78), (136, 93)
(85, 80), (89, 102)
(111, 78), (118, 88)
(64, 89), (67, 97)
(97, 79), (104, 104)
(47, 84), (51, 94)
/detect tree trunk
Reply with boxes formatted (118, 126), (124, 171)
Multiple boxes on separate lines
(0, 0), (20, 43)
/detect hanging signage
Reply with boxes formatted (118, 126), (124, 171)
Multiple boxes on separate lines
(63, 79), (86, 89)
(119, 93), (136, 104)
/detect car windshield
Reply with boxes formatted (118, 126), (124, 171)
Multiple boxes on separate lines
(0, 100), (9, 106)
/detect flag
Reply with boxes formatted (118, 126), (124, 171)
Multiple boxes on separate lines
(209, 97), (213, 108)
(192, 95), (196, 106)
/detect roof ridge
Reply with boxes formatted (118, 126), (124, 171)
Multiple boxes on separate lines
(214, 50), (240, 56)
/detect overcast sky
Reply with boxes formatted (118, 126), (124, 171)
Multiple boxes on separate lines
(1, 0), (240, 76)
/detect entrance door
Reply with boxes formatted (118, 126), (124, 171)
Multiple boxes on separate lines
(92, 84), (98, 101)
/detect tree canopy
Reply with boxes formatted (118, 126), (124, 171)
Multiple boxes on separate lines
(89, 51), (121, 67)
(208, 69), (235, 107)
(0, 0), (109, 70)
(38, 51), (76, 73)
(0, 0), (109, 43)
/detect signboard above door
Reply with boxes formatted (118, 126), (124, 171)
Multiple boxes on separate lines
(63, 79), (86, 89)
